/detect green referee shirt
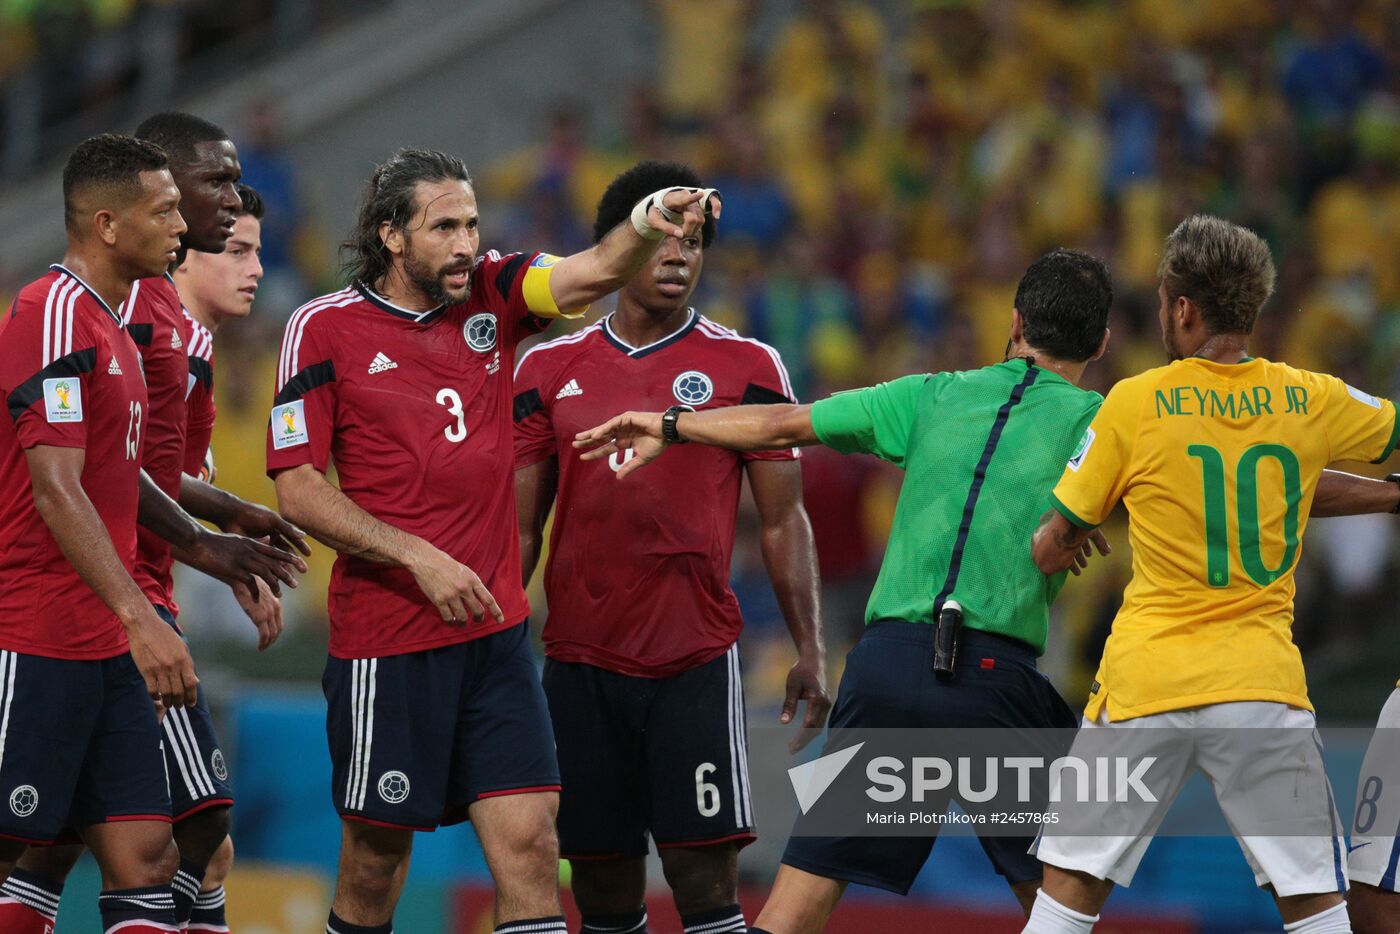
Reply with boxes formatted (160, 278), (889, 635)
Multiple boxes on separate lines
(809, 358), (1103, 654)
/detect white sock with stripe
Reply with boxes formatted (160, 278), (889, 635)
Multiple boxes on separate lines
(1284, 902), (1351, 934)
(494, 917), (567, 934)
(681, 904), (746, 933)
(1022, 889), (1097, 934)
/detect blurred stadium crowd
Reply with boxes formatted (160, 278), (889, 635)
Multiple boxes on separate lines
(4, 0), (1400, 720)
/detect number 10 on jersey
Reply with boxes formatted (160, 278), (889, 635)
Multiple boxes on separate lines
(1188, 443), (1302, 588)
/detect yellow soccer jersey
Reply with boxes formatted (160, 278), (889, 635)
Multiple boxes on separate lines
(1051, 357), (1399, 721)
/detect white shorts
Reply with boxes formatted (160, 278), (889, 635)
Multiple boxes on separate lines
(1349, 688), (1400, 891)
(1033, 701), (1347, 897)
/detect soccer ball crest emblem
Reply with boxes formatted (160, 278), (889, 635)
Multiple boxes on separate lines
(464, 313), (497, 352)
(672, 370), (713, 406)
(378, 770), (411, 804)
(9, 785), (37, 818)
(211, 749), (228, 782)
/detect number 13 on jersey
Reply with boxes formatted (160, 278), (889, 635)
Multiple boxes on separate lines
(436, 387), (467, 443)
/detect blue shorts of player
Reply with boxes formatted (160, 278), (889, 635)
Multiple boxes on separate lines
(323, 621), (560, 830)
(0, 649), (171, 844)
(782, 620), (1078, 896)
(154, 604), (234, 821)
(543, 643), (755, 859)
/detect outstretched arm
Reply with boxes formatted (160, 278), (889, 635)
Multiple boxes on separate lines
(547, 187), (720, 310)
(574, 403), (818, 479)
(1310, 469), (1400, 517)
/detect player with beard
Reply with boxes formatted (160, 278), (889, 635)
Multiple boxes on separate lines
(514, 161), (828, 934)
(0, 115), (309, 934)
(267, 148), (718, 934)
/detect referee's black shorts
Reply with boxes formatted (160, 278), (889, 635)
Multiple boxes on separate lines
(782, 618), (1077, 895)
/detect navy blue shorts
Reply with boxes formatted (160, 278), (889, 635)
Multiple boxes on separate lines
(543, 645), (755, 859)
(323, 621), (560, 830)
(782, 620), (1078, 895)
(155, 604), (234, 821)
(0, 650), (171, 843)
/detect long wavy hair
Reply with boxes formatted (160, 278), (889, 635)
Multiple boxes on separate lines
(340, 148), (472, 288)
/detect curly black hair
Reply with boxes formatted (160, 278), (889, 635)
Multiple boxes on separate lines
(593, 160), (715, 247)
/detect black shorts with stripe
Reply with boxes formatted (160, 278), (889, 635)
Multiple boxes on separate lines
(543, 644), (756, 859)
(0, 649), (170, 843)
(782, 621), (1078, 895)
(154, 604), (234, 820)
(323, 621), (560, 830)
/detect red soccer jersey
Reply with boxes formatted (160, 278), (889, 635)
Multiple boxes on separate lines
(0, 266), (148, 659)
(120, 274), (188, 613)
(513, 310), (798, 678)
(267, 251), (559, 659)
(182, 309), (216, 479)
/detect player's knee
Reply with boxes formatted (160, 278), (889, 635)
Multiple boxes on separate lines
(203, 836), (235, 888)
(0, 840), (24, 879)
(173, 805), (231, 867)
(509, 819), (560, 877)
(660, 845), (739, 913)
(341, 824), (411, 890)
(571, 859), (646, 915)
(126, 836), (181, 888)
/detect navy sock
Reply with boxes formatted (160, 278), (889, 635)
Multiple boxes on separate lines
(0, 868), (63, 925)
(98, 885), (176, 930)
(326, 910), (393, 933)
(581, 907), (649, 933)
(681, 903), (746, 933)
(189, 884), (229, 931)
(171, 858), (206, 925)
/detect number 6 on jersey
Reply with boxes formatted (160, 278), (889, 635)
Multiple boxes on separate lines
(436, 387), (467, 442)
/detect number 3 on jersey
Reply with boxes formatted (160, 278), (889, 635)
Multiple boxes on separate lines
(436, 388), (467, 443)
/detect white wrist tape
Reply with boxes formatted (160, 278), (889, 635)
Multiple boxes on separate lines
(630, 186), (720, 239)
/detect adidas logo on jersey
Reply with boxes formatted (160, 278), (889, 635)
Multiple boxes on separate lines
(368, 352), (398, 374)
(170, 329), (183, 349)
(555, 378), (583, 400)
(107, 358), (123, 375)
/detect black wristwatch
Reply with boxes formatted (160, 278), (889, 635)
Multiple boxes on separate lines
(1387, 473), (1400, 514)
(662, 405), (693, 444)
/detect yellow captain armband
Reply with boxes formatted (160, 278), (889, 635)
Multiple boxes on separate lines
(521, 253), (588, 319)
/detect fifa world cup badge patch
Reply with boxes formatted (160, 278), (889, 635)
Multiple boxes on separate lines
(43, 377), (83, 423)
(1067, 427), (1095, 472)
(1347, 384), (1383, 409)
(272, 399), (309, 449)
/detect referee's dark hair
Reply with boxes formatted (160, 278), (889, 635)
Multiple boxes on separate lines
(593, 160), (716, 247)
(62, 134), (169, 235)
(235, 182), (264, 220)
(1014, 249), (1113, 363)
(134, 112), (231, 167)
